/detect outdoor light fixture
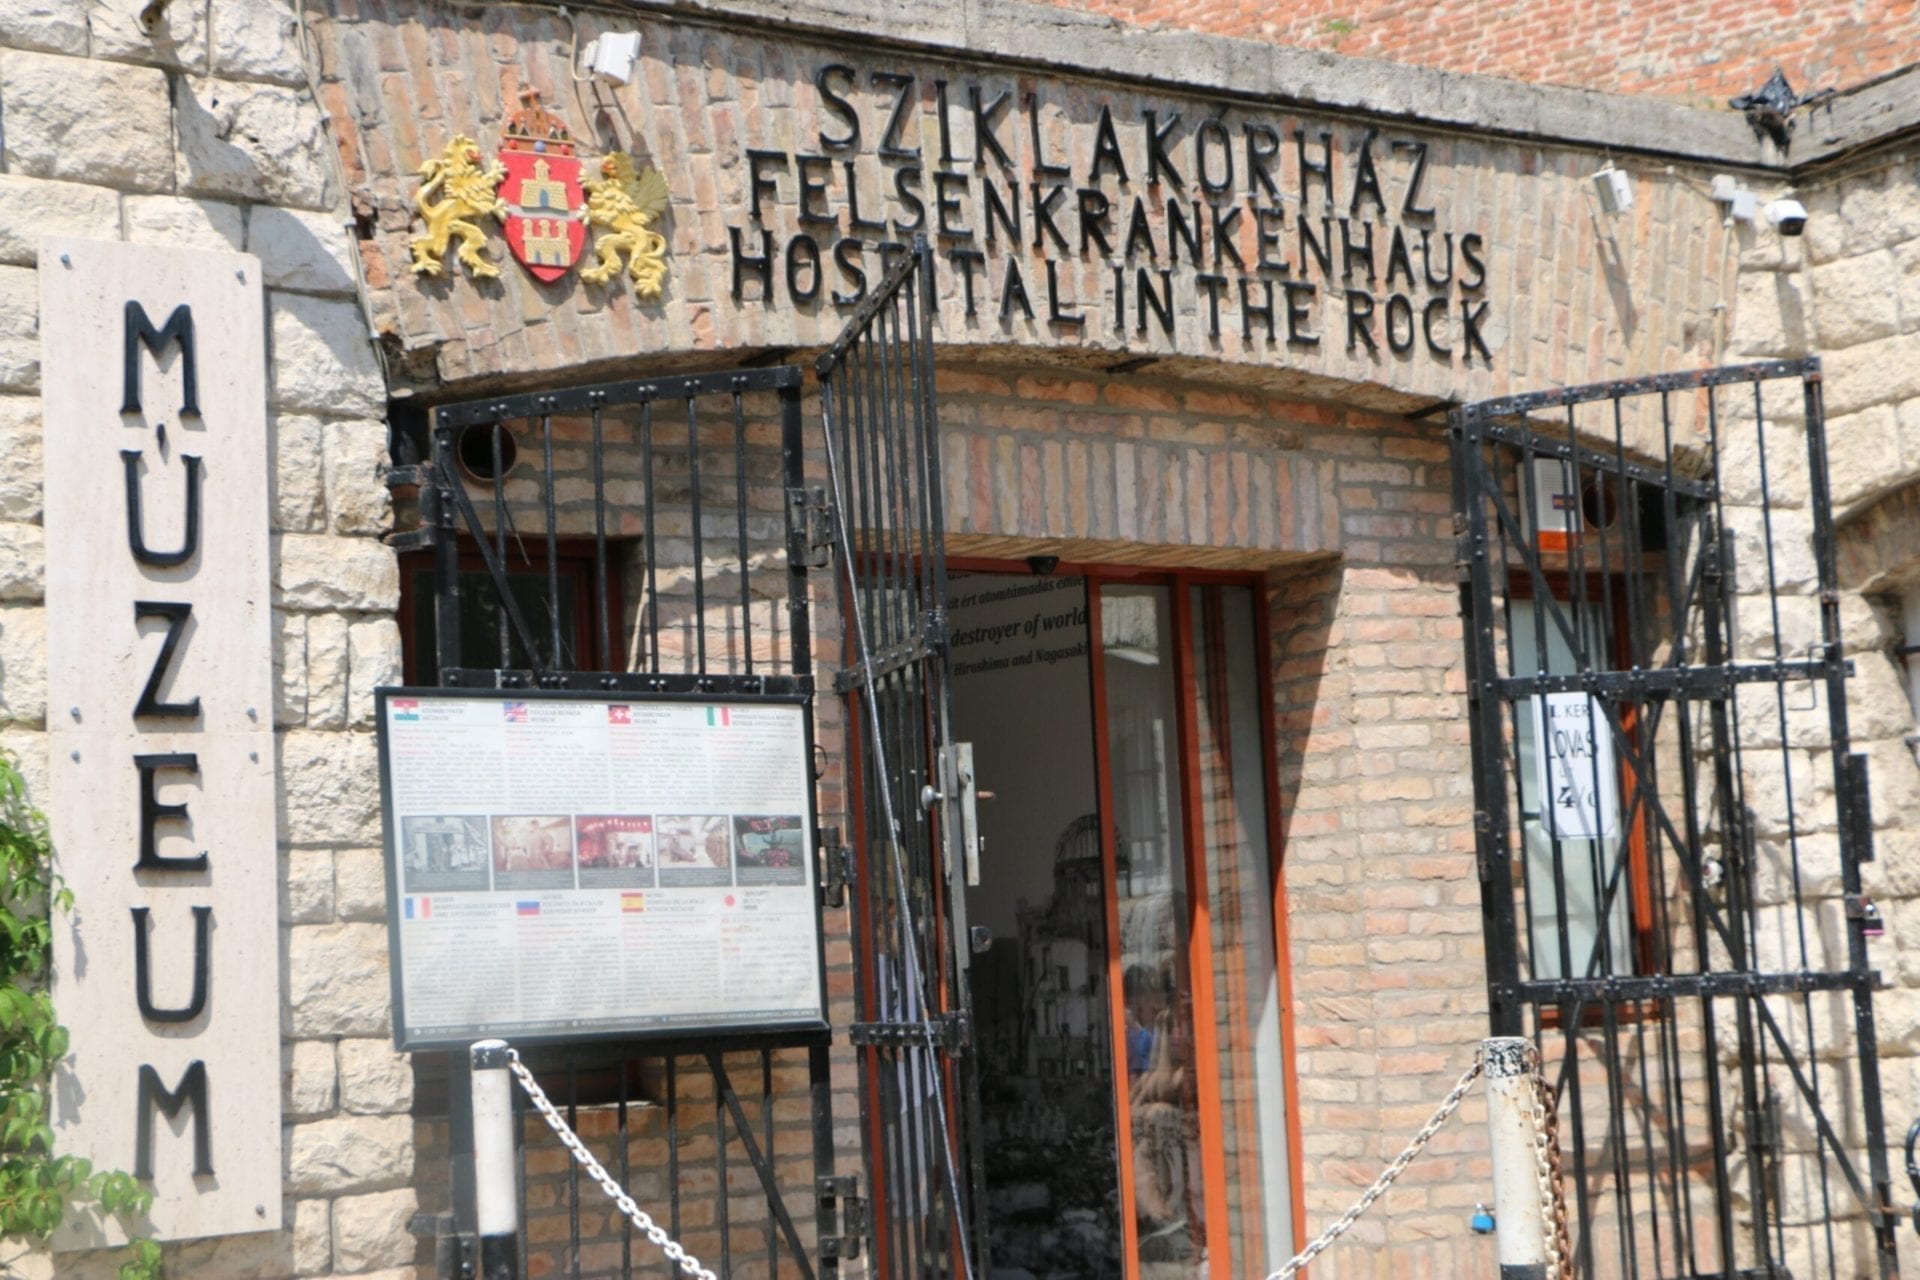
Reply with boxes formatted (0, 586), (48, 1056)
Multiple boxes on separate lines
(1766, 196), (1809, 236)
(581, 30), (642, 85)
(1592, 165), (1633, 215)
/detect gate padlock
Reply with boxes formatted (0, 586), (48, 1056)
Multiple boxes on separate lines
(1470, 1204), (1495, 1235)
(1863, 899), (1886, 940)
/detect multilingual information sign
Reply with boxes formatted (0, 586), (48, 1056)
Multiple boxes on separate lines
(377, 689), (825, 1048)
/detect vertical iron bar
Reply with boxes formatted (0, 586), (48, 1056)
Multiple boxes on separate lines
(689, 397), (708, 672)
(568, 1059), (581, 1280)
(431, 419), (464, 682)
(643, 399), (661, 673)
(734, 391), (753, 676)
(717, 1055), (732, 1280)
(1803, 364), (1900, 1278)
(667, 1058), (681, 1280)
(542, 413), (561, 671)
(1450, 409), (1525, 1037)
(592, 402), (612, 670)
(763, 1049), (777, 1277)
(619, 1059), (633, 1279)
(494, 423), (510, 667)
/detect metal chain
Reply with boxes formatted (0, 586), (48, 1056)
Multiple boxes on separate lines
(1528, 1059), (1574, 1280)
(1264, 1055), (1485, 1280)
(505, 1050), (718, 1280)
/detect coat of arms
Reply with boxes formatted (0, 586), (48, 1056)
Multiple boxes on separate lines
(406, 82), (671, 294)
(496, 89), (587, 282)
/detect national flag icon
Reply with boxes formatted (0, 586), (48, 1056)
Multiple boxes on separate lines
(724, 894), (737, 907)
(516, 900), (542, 917)
(504, 702), (531, 723)
(620, 892), (646, 913)
(706, 706), (731, 727)
(404, 897), (432, 919)
(393, 699), (421, 721)
(608, 705), (631, 725)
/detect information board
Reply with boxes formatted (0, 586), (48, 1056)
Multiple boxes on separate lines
(377, 689), (826, 1048)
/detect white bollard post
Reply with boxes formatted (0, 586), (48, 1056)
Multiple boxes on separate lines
(1483, 1036), (1548, 1279)
(471, 1040), (519, 1280)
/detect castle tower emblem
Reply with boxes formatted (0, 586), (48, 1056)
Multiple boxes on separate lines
(496, 87), (587, 282)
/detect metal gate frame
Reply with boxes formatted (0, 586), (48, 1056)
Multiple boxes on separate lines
(1450, 358), (1899, 1279)
(817, 236), (987, 1280)
(395, 365), (842, 1280)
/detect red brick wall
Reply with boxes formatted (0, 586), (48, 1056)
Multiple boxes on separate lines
(1046, 0), (1920, 101)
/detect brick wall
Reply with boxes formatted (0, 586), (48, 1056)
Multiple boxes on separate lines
(310, 0), (1737, 413)
(1031, 0), (1920, 103)
(425, 356), (1504, 1276)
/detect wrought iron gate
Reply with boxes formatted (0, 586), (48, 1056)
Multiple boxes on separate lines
(394, 234), (979, 1278)
(818, 239), (986, 1280)
(397, 365), (838, 1280)
(1451, 359), (1899, 1279)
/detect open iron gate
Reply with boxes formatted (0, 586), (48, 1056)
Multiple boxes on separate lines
(394, 237), (979, 1278)
(399, 361), (842, 1280)
(818, 240), (987, 1280)
(1450, 359), (1899, 1280)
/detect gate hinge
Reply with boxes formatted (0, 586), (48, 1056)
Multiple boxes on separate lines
(386, 464), (432, 489)
(787, 485), (833, 569)
(817, 1174), (868, 1265)
(818, 826), (852, 909)
(408, 1210), (477, 1280)
(848, 1012), (970, 1053)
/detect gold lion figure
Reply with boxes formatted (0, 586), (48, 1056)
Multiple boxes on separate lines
(409, 136), (507, 279)
(581, 152), (670, 295)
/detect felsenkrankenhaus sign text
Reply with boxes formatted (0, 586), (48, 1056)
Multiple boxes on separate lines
(728, 68), (1493, 363)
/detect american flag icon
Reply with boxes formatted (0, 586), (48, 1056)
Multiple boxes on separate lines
(504, 702), (530, 723)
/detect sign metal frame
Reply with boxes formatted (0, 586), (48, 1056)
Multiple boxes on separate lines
(376, 685), (831, 1053)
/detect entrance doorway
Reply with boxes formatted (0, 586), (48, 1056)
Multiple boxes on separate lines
(948, 564), (1301, 1280)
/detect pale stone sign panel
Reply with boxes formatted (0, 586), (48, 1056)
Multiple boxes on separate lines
(40, 238), (282, 1244)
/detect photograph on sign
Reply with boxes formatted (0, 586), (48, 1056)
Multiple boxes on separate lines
(377, 689), (826, 1048)
(1530, 692), (1620, 840)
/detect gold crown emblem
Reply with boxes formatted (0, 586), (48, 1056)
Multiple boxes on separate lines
(502, 87), (575, 156)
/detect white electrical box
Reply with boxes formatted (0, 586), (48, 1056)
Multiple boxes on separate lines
(585, 30), (642, 84)
(1593, 166), (1633, 215)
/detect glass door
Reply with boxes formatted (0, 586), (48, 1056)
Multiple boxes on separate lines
(949, 566), (1299, 1280)
(1095, 581), (1295, 1280)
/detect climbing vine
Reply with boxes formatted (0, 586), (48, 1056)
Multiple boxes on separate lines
(0, 753), (161, 1279)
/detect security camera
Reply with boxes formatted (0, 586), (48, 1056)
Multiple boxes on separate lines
(1766, 197), (1808, 236)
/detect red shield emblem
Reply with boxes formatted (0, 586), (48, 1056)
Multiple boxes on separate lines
(499, 88), (586, 282)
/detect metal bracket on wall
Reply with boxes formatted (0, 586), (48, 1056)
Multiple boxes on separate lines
(819, 825), (852, 908)
(787, 485), (833, 569)
(817, 1174), (868, 1268)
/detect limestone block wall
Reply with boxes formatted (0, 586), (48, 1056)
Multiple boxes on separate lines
(1725, 148), (1920, 1275)
(0, 2), (403, 1276)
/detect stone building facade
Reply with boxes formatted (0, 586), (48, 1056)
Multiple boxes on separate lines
(0, 1), (1916, 1278)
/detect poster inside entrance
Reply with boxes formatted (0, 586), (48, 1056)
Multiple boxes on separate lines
(376, 690), (825, 1049)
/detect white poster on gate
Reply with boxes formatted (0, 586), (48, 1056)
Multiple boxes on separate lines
(1530, 692), (1619, 840)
